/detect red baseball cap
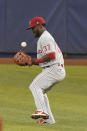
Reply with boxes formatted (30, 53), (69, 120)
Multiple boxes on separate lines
(26, 16), (45, 30)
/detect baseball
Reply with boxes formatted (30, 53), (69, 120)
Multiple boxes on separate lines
(21, 42), (27, 47)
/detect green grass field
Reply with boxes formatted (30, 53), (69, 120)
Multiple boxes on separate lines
(0, 65), (87, 131)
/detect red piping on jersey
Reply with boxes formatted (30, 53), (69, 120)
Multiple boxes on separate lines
(46, 52), (56, 59)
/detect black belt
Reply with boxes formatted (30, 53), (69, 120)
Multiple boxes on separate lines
(43, 64), (64, 69)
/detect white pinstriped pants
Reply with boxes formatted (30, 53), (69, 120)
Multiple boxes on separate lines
(29, 64), (66, 124)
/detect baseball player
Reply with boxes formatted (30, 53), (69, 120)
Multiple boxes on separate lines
(14, 16), (66, 124)
(26, 16), (66, 124)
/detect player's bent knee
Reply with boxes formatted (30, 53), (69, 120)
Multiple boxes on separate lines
(29, 81), (39, 91)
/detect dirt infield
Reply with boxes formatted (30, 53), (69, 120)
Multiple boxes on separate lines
(0, 58), (14, 64)
(0, 58), (87, 65)
(64, 59), (87, 65)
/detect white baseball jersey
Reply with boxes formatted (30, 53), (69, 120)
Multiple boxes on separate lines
(37, 30), (64, 67)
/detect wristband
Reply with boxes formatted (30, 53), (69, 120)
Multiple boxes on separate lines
(34, 58), (43, 64)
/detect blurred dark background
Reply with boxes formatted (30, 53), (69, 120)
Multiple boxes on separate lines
(0, 0), (87, 58)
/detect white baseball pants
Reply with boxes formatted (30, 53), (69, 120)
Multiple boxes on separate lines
(29, 64), (66, 124)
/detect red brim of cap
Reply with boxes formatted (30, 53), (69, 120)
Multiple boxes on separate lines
(26, 26), (32, 30)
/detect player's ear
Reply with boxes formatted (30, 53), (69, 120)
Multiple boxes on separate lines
(39, 24), (43, 29)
